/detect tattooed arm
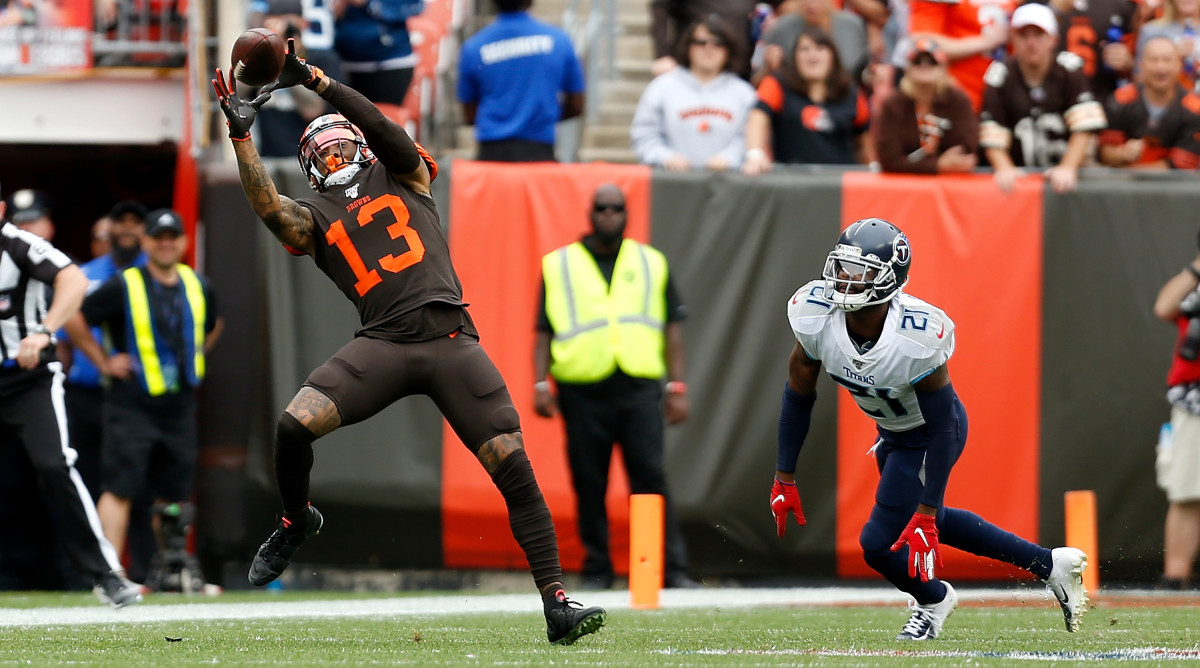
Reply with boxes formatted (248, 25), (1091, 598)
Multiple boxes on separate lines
(231, 139), (316, 255)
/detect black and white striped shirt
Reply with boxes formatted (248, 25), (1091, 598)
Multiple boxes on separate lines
(0, 221), (73, 364)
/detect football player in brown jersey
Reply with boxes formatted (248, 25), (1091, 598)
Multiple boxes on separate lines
(212, 40), (605, 646)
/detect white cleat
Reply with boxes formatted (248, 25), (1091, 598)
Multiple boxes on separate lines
(896, 582), (957, 640)
(1045, 547), (1089, 632)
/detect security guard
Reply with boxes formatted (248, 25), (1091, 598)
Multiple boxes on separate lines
(0, 188), (141, 607)
(533, 183), (699, 590)
(71, 209), (220, 587)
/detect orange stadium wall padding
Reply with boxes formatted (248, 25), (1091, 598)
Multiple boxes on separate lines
(444, 161), (652, 574)
(840, 173), (1044, 580)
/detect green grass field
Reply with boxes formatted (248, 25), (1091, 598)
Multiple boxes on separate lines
(2, 591), (1198, 666)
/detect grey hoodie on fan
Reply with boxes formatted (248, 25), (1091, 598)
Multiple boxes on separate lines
(630, 67), (758, 168)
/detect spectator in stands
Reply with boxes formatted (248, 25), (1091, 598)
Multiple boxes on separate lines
(980, 3), (1106, 194)
(7, 189), (55, 242)
(875, 39), (978, 174)
(1100, 36), (1200, 169)
(248, 0), (340, 158)
(743, 26), (873, 174)
(909, 0), (1015, 111)
(69, 210), (221, 574)
(757, 0), (870, 85)
(1138, 0), (1200, 91)
(458, 0), (585, 162)
(631, 16), (758, 171)
(1048, 0), (1139, 106)
(852, 0), (891, 63)
(333, 0), (422, 107)
(1152, 232), (1200, 590)
(651, 0), (758, 79)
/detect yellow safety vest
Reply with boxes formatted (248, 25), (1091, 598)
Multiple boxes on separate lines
(121, 265), (207, 396)
(542, 240), (668, 383)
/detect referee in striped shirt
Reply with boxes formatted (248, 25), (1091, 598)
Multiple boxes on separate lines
(0, 189), (141, 607)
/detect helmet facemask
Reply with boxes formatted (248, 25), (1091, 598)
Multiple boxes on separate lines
(298, 115), (375, 192)
(822, 246), (900, 311)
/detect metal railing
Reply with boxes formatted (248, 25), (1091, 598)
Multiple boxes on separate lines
(92, 0), (187, 67)
(562, 0), (617, 122)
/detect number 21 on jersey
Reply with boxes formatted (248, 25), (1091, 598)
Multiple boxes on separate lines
(325, 193), (426, 296)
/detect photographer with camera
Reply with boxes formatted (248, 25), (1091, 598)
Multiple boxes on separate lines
(1152, 237), (1200, 590)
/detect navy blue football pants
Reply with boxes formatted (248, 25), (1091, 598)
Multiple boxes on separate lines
(859, 399), (1054, 605)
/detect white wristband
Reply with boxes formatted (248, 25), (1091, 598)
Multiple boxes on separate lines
(744, 148), (767, 162)
(534, 381), (551, 392)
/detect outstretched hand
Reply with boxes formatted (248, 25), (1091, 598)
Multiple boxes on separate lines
(890, 512), (942, 582)
(211, 69), (272, 140)
(770, 477), (805, 538)
(261, 38), (323, 93)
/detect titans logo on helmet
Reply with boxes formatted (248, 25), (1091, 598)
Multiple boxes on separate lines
(893, 235), (911, 266)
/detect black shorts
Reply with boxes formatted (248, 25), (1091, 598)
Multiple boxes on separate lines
(101, 401), (198, 502)
(303, 332), (520, 453)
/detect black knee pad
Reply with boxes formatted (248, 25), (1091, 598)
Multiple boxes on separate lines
(276, 413), (316, 451)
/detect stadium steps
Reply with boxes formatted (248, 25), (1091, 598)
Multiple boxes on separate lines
(577, 2), (652, 164)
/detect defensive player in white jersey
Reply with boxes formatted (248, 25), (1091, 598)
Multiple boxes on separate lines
(769, 218), (1089, 640)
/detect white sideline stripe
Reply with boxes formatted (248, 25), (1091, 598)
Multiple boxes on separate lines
(0, 587), (1049, 628)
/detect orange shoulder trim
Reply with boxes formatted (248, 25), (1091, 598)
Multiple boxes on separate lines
(757, 76), (785, 112)
(1113, 83), (1139, 105)
(1182, 92), (1200, 115)
(415, 142), (439, 182)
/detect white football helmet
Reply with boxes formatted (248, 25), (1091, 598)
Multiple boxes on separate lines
(297, 114), (375, 192)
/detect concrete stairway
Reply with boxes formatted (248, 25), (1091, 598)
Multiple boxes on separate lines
(575, 0), (653, 164)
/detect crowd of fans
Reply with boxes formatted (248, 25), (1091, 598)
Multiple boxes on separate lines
(632, 0), (1200, 192)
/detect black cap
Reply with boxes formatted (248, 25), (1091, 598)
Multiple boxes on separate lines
(145, 209), (185, 237)
(108, 200), (148, 222)
(9, 189), (51, 224)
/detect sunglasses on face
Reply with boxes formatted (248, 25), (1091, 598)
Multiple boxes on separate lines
(593, 203), (626, 213)
(690, 38), (725, 48)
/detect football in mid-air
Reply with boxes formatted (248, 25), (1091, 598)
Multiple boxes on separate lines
(231, 28), (285, 87)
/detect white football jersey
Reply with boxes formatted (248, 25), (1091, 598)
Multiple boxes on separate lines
(787, 280), (955, 432)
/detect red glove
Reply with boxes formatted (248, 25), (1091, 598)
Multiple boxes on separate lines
(890, 513), (942, 582)
(770, 478), (805, 537)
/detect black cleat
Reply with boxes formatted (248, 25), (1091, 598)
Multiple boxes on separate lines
(94, 571), (143, 609)
(545, 589), (606, 645)
(248, 505), (323, 586)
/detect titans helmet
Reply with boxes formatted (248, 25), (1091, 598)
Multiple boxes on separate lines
(297, 114), (376, 192)
(822, 218), (911, 311)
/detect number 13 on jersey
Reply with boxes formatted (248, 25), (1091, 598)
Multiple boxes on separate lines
(324, 193), (426, 296)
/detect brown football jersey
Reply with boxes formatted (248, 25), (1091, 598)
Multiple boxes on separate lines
(1101, 83), (1200, 168)
(979, 54), (1107, 167)
(295, 161), (466, 339)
